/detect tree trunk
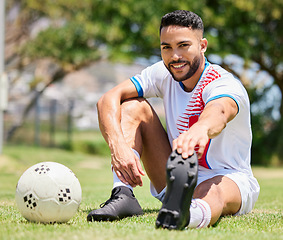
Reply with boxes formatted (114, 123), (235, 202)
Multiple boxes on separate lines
(6, 68), (66, 141)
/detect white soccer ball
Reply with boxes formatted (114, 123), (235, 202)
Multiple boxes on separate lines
(15, 162), (82, 223)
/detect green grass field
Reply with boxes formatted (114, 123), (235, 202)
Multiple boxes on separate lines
(0, 145), (282, 240)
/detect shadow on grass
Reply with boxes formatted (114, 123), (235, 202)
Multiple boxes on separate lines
(82, 207), (159, 214)
(143, 208), (159, 214)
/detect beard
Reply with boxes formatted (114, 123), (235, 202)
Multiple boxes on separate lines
(165, 56), (201, 82)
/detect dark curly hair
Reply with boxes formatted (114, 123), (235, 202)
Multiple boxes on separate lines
(160, 10), (204, 34)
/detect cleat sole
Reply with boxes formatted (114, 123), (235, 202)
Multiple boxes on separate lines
(156, 150), (198, 230)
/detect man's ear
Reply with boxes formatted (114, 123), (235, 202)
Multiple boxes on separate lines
(200, 38), (208, 53)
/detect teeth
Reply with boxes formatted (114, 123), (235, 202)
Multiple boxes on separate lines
(173, 64), (185, 69)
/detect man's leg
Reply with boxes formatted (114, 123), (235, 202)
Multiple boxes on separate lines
(192, 175), (242, 226)
(156, 150), (199, 230)
(172, 175), (242, 229)
(156, 151), (241, 230)
(120, 98), (171, 193)
(88, 98), (171, 221)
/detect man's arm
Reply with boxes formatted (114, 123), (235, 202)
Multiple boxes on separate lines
(97, 79), (145, 187)
(173, 97), (238, 159)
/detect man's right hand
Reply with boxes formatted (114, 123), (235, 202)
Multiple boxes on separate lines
(111, 145), (145, 188)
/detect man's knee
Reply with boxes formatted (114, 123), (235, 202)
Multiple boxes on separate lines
(121, 98), (153, 123)
(194, 178), (225, 207)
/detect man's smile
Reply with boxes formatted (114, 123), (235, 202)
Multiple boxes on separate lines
(171, 63), (186, 69)
(169, 61), (188, 71)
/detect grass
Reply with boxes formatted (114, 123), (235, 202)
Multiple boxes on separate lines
(0, 145), (283, 240)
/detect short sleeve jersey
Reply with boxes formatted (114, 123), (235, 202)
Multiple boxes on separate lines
(130, 60), (253, 175)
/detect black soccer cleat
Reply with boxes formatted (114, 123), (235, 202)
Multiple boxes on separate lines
(87, 186), (143, 222)
(156, 150), (198, 230)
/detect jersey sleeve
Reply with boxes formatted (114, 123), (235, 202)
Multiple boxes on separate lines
(202, 72), (249, 113)
(130, 61), (169, 98)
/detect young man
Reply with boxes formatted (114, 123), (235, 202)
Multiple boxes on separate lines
(87, 10), (260, 230)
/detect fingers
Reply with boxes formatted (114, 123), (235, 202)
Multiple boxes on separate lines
(112, 155), (144, 188)
(136, 158), (146, 176)
(196, 139), (207, 158)
(173, 131), (209, 159)
(129, 163), (144, 187)
(115, 169), (129, 185)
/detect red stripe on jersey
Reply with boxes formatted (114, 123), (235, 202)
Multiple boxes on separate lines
(176, 66), (221, 169)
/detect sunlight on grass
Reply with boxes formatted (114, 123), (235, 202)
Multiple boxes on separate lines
(0, 145), (282, 240)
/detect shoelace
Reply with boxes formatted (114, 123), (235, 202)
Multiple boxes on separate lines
(99, 188), (122, 208)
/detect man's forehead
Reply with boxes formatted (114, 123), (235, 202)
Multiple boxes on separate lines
(160, 25), (202, 42)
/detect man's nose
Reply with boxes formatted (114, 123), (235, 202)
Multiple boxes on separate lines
(172, 50), (182, 61)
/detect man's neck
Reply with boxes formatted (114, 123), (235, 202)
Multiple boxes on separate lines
(182, 56), (206, 92)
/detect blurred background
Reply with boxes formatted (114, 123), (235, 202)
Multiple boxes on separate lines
(0, 0), (282, 166)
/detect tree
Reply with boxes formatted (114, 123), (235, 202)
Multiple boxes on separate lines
(5, 0), (283, 164)
(202, 0), (282, 164)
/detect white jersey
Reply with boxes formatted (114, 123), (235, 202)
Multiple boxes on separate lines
(130, 60), (253, 176)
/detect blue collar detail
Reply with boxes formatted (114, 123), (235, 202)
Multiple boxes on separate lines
(179, 58), (209, 91)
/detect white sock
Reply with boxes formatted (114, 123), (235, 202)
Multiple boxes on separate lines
(112, 148), (140, 191)
(150, 182), (166, 202)
(112, 169), (133, 190)
(188, 199), (211, 228)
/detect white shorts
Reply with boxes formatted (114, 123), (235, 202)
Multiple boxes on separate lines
(150, 166), (260, 216)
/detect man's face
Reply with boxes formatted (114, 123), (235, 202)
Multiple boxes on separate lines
(160, 25), (206, 82)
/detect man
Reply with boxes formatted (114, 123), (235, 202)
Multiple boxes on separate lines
(87, 10), (260, 230)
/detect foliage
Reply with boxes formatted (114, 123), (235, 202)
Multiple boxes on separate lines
(23, 23), (101, 67)
(5, 0), (283, 165)
(204, 0), (282, 112)
(14, 0), (283, 71)
(202, 0), (283, 165)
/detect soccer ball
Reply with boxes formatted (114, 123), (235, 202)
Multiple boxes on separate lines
(15, 162), (82, 223)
